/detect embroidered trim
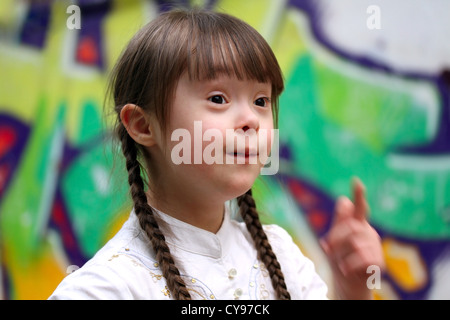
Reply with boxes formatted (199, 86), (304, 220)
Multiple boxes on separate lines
(249, 259), (272, 300)
(111, 247), (216, 299)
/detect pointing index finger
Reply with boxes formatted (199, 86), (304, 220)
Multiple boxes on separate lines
(352, 177), (369, 221)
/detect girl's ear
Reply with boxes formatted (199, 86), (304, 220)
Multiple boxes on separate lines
(120, 104), (157, 147)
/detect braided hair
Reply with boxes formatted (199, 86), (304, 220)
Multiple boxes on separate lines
(119, 126), (191, 300)
(109, 8), (290, 300)
(238, 189), (291, 299)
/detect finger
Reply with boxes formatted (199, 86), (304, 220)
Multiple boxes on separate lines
(352, 177), (369, 220)
(325, 218), (366, 257)
(333, 196), (355, 224)
(319, 238), (331, 256)
(337, 249), (374, 277)
(330, 232), (375, 268)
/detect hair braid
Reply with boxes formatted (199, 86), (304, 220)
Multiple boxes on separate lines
(238, 189), (291, 300)
(119, 126), (191, 300)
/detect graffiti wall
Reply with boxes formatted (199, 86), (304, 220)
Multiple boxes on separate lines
(0, 0), (449, 300)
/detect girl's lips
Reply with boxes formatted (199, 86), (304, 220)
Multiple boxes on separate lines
(227, 150), (258, 157)
(225, 150), (259, 166)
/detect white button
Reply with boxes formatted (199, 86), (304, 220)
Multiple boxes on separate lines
(228, 268), (237, 279)
(234, 288), (243, 299)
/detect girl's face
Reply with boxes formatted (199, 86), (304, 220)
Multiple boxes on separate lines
(150, 72), (274, 203)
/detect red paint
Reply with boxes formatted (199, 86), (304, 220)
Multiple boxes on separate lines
(76, 36), (98, 65)
(0, 127), (16, 158)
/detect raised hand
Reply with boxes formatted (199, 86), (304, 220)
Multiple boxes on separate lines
(320, 178), (385, 299)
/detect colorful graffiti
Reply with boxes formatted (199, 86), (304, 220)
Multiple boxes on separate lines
(0, 0), (449, 300)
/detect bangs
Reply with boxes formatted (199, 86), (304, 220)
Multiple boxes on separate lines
(110, 9), (284, 132)
(184, 11), (284, 96)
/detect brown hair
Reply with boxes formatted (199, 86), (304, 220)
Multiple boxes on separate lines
(108, 8), (290, 300)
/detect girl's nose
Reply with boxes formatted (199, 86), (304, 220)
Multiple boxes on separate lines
(236, 103), (260, 132)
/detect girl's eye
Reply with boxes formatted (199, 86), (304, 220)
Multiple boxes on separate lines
(208, 95), (227, 104)
(254, 97), (270, 107)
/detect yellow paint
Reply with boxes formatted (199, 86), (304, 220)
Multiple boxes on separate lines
(5, 242), (66, 300)
(382, 238), (428, 292)
(215, 0), (273, 34)
(272, 10), (308, 80)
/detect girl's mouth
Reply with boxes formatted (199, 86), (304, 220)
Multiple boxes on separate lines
(230, 147), (258, 156)
(225, 149), (259, 163)
(233, 152), (257, 158)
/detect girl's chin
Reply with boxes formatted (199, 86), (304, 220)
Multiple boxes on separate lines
(221, 166), (262, 197)
(177, 162), (262, 200)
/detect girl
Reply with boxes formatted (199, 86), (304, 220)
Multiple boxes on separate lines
(49, 8), (384, 300)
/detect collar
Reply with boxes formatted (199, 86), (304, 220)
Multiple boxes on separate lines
(130, 203), (234, 259)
